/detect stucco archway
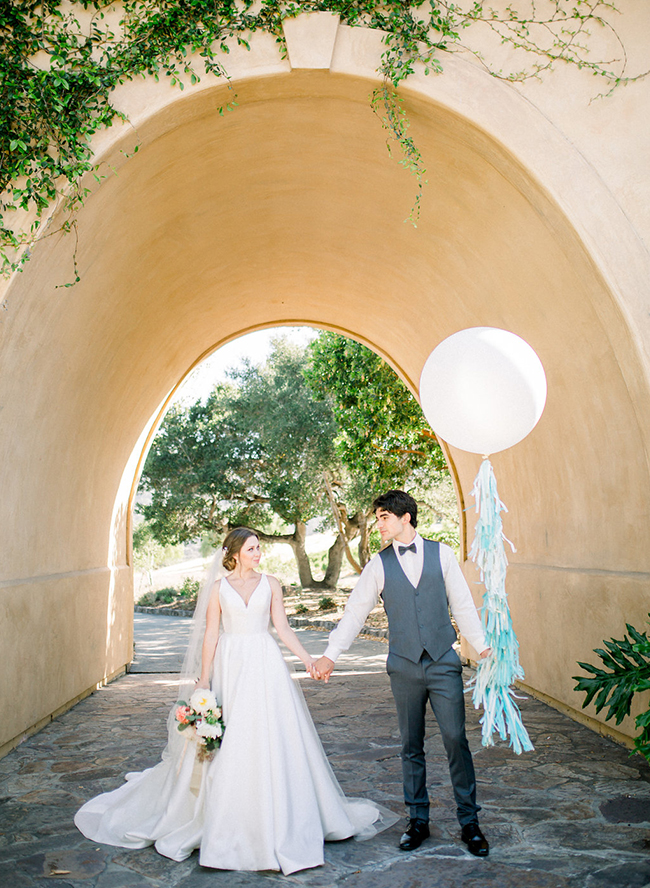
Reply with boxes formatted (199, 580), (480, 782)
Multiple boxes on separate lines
(2, 12), (649, 756)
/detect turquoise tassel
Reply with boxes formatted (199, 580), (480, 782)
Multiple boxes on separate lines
(469, 458), (534, 754)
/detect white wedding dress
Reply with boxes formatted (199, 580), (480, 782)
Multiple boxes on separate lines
(75, 574), (395, 874)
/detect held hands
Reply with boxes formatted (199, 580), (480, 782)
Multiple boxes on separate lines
(311, 656), (335, 683)
(306, 649), (490, 679)
(301, 656), (335, 682)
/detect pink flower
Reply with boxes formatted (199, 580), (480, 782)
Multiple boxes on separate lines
(175, 705), (191, 724)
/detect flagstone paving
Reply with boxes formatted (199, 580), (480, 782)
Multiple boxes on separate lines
(1, 617), (649, 887)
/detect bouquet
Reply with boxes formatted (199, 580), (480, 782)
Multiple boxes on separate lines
(175, 688), (225, 762)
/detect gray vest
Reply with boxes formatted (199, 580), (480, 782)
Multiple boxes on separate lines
(379, 539), (457, 663)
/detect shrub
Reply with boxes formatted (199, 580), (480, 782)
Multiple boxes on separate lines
(136, 591), (156, 606)
(318, 596), (337, 612)
(154, 588), (175, 603)
(574, 613), (650, 762)
(295, 603), (309, 615)
(179, 577), (200, 598)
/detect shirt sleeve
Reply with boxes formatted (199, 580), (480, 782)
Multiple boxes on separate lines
(323, 554), (384, 662)
(439, 544), (488, 655)
(440, 543), (487, 654)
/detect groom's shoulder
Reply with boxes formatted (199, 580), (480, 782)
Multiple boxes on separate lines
(424, 539), (457, 566)
(422, 538), (448, 561)
(361, 549), (387, 575)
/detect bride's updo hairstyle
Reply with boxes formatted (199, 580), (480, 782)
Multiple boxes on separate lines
(222, 527), (259, 571)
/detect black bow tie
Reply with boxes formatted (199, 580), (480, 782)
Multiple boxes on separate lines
(398, 543), (417, 555)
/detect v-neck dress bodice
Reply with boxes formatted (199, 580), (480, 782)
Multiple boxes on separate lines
(218, 573), (271, 635)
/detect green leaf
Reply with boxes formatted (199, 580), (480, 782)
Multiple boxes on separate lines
(574, 614), (650, 761)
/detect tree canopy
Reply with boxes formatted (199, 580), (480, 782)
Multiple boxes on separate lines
(304, 332), (452, 565)
(139, 339), (343, 587)
(305, 331), (446, 488)
(138, 332), (457, 587)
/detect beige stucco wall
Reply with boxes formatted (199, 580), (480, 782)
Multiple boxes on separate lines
(1, 6), (649, 755)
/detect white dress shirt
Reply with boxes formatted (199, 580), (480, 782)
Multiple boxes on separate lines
(323, 534), (487, 662)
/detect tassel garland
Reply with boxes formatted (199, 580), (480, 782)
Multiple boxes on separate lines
(468, 458), (534, 754)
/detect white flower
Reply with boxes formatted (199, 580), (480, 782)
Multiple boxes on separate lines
(195, 719), (220, 739)
(189, 688), (217, 715)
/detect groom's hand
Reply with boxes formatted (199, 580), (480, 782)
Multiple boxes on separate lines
(313, 656), (335, 683)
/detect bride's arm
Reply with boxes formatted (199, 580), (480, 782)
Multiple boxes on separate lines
(196, 580), (222, 688)
(269, 575), (316, 673)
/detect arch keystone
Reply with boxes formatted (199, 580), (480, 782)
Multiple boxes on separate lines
(282, 11), (340, 70)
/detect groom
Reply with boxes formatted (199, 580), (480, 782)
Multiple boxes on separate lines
(313, 490), (491, 857)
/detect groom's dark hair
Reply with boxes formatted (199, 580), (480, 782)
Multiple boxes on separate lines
(372, 490), (418, 528)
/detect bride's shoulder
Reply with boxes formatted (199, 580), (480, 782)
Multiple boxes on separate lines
(212, 575), (228, 596)
(205, 576), (224, 613)
(265, 573), (282, 592)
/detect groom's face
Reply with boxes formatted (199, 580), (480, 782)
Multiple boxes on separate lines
(375, 509), (411, 542)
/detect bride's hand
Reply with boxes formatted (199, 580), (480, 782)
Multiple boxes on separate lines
(304, 658), (319, 680)
(194, 678), (210, 689)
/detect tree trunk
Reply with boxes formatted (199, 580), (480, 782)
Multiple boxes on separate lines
(291, 521), (315, 588)
(322, 472), (363, 574)
(358, 511), (371, 567)
(320, 532), (345, 589)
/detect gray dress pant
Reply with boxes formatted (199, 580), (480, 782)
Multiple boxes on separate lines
(387, 646), (480, 826)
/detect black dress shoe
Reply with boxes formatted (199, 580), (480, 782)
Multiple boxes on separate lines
(461, 821), (489, 857)
(399, 818), (430, 851)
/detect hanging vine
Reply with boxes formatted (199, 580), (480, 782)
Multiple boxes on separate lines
(0, 0), (646, 279)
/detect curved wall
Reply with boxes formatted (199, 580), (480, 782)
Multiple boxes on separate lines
(1, 11), (649, 754)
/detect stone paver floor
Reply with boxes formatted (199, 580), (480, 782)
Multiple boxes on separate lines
(1, 618), (649, 887)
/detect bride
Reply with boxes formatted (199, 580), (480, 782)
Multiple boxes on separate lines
(75, 527), (396, 874)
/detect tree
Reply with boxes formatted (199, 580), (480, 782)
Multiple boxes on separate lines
(132, 522), (183, 590)
(139, 339), (345, 588)
(304, 332), (452, 565)
(305, 332), (446, 484)
(139, 333), (458, 588)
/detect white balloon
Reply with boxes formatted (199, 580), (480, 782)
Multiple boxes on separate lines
(419, 327), (547, 455)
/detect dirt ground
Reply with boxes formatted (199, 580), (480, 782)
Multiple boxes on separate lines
(135, 581), (389, 630)
(281, 585), (388, 628)
(135, 546), (390, 629)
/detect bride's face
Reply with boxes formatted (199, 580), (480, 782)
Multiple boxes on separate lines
(235, 536), (261, 571)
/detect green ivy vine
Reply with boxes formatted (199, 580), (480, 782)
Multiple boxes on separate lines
(0, 0), (646, 281)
